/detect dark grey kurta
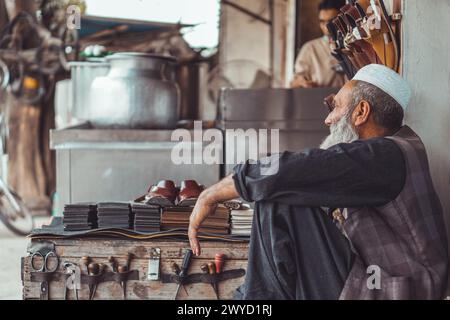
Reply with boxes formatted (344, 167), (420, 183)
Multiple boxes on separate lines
(233, 127), (448, 300)
(232, 136), (407, 299)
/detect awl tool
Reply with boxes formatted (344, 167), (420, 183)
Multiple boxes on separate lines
(91, 263), (105, 300)
(207, 262), (219, 299)
(118, 265), (128, 300)
(200, 263), (218, 299)
(87, 262), (99, 300)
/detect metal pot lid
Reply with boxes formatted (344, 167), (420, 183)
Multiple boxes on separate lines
(106, 52), (177, 63)
(68, 61), (110, 67)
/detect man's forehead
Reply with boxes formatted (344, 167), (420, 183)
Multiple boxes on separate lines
(335, 81), (355, 103)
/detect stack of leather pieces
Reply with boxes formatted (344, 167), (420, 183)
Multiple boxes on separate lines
(97, 202), (133, 229)
(230, 208), (254, 237)
(132, 203), (161, 233)
(63, 203), (97, 231)
(161, 205), (230, 235)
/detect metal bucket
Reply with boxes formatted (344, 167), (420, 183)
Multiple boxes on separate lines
(89, 52), (180, 129)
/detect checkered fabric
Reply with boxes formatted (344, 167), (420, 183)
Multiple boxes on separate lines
(339, 126), (448, 300)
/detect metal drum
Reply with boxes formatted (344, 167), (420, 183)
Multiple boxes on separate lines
(89, 52), (180, 129)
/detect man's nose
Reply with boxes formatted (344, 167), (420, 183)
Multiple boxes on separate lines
(324, 114), (333, 127)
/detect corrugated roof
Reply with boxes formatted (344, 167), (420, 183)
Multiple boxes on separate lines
(79, 15), (194, 38)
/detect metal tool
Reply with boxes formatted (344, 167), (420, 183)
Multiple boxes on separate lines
(174, 249), (193, 300)
(31, 250), (59, 273)
(171, 262), (181, 275)
(81, 256), (92, 300)
(147, 248), (161, 281)
(118, 265), (128, 300)
(90, 263), (105, 300)
(81, 256), (91, 273)
(87, 263), (99, 300)
(108, 256), (117, 272)
(207, 262), (219, 299)
(63, 262), (81, 300)
(109, 253), (134, 300)
(30, 250), (59, 300)
(125, 252), (134, 270)
(200, 263), (218, 299)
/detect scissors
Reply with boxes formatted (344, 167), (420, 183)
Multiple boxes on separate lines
(30, 250), (59, 300)
(31, 250), (59, 273)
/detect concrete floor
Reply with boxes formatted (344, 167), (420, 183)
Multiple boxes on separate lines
(0, 223), (28, 300)
(0, 217), (49, 300)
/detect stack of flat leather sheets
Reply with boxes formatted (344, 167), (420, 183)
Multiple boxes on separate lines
(97, 202), (133, 229)
(132, 203), (161, 233)
(63, 203), (97, 231)
(161, 205), (230, 235)
(230, 209), (254, 236)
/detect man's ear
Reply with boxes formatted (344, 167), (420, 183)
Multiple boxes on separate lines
(353, 100), (371, 127)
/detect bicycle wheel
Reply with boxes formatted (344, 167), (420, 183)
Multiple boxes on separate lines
(0, 190), (34, 236)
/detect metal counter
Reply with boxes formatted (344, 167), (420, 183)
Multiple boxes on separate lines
(218, 87), (337, 175)
(50, 123), (220, 212)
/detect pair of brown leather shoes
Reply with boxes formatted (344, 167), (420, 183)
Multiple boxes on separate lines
(145, 180), (204, 207)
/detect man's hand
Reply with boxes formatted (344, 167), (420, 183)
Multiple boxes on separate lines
(188, 175), (240, 256)
(188, 195), (217, 256)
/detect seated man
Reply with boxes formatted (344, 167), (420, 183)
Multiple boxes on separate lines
(188, 64), (449, 300)
(291, 0), (346, 88)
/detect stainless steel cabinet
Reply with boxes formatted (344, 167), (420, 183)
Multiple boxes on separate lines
(51, 124), (220, 214)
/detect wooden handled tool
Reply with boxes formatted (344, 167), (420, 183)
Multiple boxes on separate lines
(90, 263), (105, 300)
(214, 253), (226, 274)
(207, 262), (219, 299)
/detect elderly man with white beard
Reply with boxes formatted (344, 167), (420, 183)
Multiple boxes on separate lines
(188, 64), (449, 300)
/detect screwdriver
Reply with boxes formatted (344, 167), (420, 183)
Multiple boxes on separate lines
(208, 262), (219, 299)
(174, 249), (193, 300)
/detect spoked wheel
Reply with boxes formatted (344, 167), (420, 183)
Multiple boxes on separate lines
(0, 190), (34, 236)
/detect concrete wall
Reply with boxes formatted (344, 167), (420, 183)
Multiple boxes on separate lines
(219, 0), (272, 81)
(402, 0), (450, 245)
(219, 0), (296, 87)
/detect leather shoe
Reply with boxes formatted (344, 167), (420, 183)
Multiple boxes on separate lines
(145, 180), (178, 207)
(177, 180), (204, 207)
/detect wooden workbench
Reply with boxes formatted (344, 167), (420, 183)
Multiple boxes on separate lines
(22, 238), (249, 300)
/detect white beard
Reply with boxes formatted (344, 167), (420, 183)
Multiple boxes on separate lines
(320, 112), (359, 150)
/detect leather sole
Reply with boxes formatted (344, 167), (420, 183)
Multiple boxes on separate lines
(145, 196), (175, 207)
(177, 198), (198, 207)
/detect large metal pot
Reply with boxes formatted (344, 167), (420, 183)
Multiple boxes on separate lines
(69, 60), (110, 120)
(89, 53), (180, 129)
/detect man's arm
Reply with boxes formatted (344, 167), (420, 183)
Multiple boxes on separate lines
(233, 137), (406, 208)
(188, 175), (238, 256)
(188, 137), (406, 255)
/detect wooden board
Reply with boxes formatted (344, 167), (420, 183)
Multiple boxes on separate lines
(22, 238), (249, 300)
